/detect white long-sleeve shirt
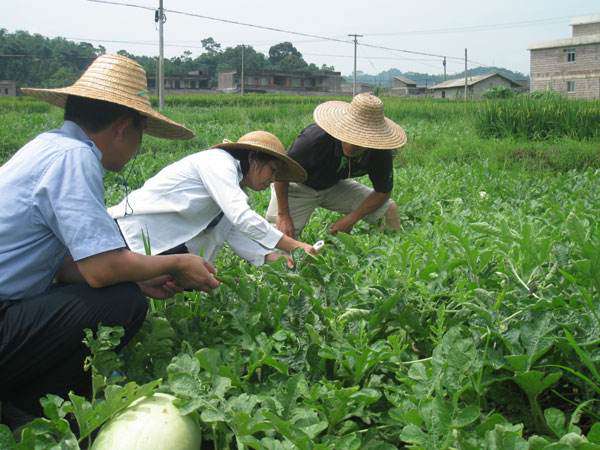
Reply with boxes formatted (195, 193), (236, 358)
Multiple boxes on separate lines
(108, 148), (283, 265)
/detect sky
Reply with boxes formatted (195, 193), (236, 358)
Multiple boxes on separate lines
(3, 0), (599, 77)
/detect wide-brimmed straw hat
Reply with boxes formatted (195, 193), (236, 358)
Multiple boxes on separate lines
(21, 54), (194, 140)
(313, 93), (406, 150)
(213, 131), (307, 182)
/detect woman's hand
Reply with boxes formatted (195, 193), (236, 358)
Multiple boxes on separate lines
(296, 242), (318, 256)
(265, 252), (294, 268)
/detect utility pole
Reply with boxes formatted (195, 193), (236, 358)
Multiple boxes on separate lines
(156, 0), (165, 110)
(443, 56), (447, 81)
(464, 48), (468, 101)
(240, 44), (245, 96)
(348, 33), (363, 97)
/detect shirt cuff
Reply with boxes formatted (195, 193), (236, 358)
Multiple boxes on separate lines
(70, 238), (126, 261)
(257, 227), (283, 249)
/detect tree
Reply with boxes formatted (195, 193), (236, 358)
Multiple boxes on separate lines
(201, 37), (221, 55)
(268, 42), (303, 65)
(278, 53), (308, 72)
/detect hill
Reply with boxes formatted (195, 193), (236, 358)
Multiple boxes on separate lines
(347, 66), (529, 88)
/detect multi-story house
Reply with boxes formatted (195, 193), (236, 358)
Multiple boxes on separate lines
(529, 15), (600, 99)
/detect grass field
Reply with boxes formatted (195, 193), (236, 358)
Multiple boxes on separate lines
(0, 94), (599, 449)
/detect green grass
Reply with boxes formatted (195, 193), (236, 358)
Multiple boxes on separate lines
(475, 96), (600, 140)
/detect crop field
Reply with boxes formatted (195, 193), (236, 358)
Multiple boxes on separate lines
(0, 94), (599, 449)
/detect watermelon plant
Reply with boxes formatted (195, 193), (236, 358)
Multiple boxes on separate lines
(0, 94), (598, 449)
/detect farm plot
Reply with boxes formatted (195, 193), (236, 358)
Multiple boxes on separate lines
(0, 95), (599, 449)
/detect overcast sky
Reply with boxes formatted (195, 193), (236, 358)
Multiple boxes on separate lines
(3, 0), (599, 76)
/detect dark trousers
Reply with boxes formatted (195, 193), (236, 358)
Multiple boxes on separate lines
(0, 282), (148, 427)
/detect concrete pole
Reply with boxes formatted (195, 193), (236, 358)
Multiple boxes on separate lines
(158, 0), (165, 110)
(240, 45), (245, 96)
(464, 48), (468, 101)
(348, 34), (363, 97)
(443, 56), (447, 81)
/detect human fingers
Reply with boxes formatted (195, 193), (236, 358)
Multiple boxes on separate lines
(202, 260), (217, 275)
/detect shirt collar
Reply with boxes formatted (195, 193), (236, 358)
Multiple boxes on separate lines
(59, 121), (103, 163)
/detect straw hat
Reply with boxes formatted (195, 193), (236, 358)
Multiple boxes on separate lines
(213, 131), (307, 182)
(21, 54), (194, 140)
(313, 93), (406, 150)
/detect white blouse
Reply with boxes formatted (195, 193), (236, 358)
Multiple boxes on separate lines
(108, 148), (283, 265)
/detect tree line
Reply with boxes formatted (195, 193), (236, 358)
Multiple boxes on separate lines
(0, 29), (336, 88)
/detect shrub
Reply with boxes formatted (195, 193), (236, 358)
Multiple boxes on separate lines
(482, 86), (515, 99)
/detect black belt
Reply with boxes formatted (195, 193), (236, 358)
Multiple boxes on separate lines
(206, 211), (224, 230)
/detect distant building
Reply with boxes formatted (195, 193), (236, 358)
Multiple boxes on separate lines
(390, 76), (427, 96)
(340, 81), (373, 94)
(0, 81), (17, 97)
(528, 15), (600, 99)
(218, 70), (342, 93)
(429, 73), (522, 99)
(148, 69), (211, 93)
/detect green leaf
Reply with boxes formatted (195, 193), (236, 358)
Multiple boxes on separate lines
(200, 408), (228, 423)
(0, 424), (16, 450)
(505, 355), (529, 373)
(400, 424), (427, 445)
(545, 408), (566, 438)
(453, 405), (480, 428)
(330, 434), (362, 450)
(290, 408), (328, 439)
(264, 411), (312, 450)
(69, 379), (160, 440)
(589, 423), (600, 444)
(563, 329), (600, 383)
(196, 347), (222, 375)
(485, 423), (528, 450)
(514, 370), (561, 398)
(349, 388), (381, 405)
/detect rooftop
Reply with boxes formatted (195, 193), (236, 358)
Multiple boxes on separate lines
(429, 73), (518, 90)
(393, 75), (417, 85)
(528, 33), (600, 50)
(570, 14), (600, 26)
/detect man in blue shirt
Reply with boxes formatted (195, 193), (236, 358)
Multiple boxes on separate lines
(0, 54), (219, 430)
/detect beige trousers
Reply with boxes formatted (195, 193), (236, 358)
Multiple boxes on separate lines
(266, 179), (392, 236)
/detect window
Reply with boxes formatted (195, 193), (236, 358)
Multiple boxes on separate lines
(566, 48), (576, 62)
(567, 81), (575, 93)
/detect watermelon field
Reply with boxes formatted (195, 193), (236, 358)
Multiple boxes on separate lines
(0, 94), (599, 449)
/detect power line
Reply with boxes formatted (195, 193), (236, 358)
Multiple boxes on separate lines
(362, 15), (572, 37)
(85, 0), (473, 62)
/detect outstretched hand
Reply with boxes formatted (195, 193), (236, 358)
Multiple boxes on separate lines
(330, 215), (357, 235)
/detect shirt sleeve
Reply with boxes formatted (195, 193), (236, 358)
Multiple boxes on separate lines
(194, 152), (283, 249)
(226, 226), (271, 266)
(368, 150), (394, 193)
(33, 147), (126, 261)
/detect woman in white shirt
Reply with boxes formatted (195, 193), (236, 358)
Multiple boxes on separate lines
(108, 131), (316, 267)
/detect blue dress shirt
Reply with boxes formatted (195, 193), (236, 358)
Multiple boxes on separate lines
(0, 121), (125, 300)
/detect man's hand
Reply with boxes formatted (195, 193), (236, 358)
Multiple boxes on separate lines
(330, 214), (357, 235)
(276, 213), (295, 238)
(138, 275), (183, 299)
(265, 252), (294, 268)
(171, 254), (220, 292)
